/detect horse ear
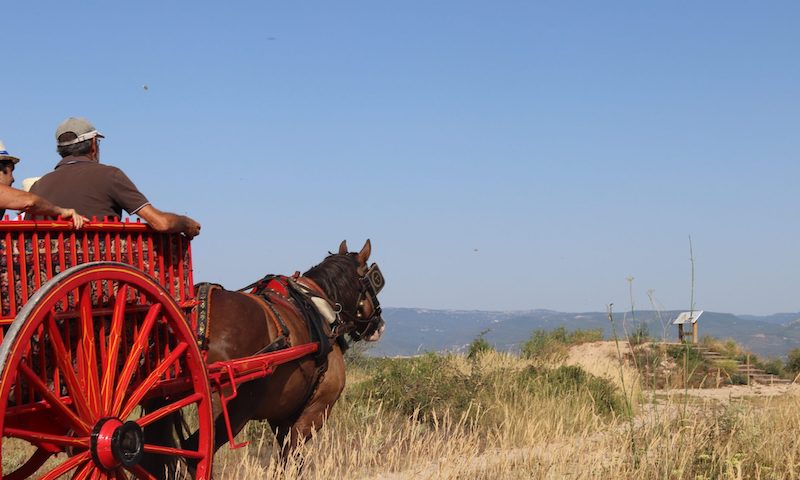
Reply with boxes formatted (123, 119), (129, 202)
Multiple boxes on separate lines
(357, 239), (371, 265)
(338, 240), (348, 255)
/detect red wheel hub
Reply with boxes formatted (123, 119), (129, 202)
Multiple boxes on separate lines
(91, 417), (144, 470)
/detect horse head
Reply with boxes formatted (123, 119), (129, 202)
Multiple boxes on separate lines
(303, 239), (386, 342)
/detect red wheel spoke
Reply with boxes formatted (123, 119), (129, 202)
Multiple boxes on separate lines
(71, 460), (93, 480)
(39, 450), (90, 480)
(143, 443), (205, 459)
(46, 312), (94, 422)
(136, 392), (202, 428)
(18, 362), (90, 434)
(120, 342), (188, 419)
(110, 303), (161, 415)
(101, 284), (129, 415)
(4, 426), (89, 449)
(90, 468), (105, 480)
(79, 283), (102, 417)
(127, 464), (157, 480)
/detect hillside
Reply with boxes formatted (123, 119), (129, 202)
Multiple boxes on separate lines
(371, 308), (800, 359)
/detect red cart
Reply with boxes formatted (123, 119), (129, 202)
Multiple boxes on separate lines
(0, 220), (319, 479)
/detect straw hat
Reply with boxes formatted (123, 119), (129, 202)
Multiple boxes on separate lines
(0, 140), (20, 164)
(21, 177), (40, 192)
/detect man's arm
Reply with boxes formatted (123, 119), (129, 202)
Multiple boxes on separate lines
(136, 205), (201, 239)
(0, 184), (87, 228)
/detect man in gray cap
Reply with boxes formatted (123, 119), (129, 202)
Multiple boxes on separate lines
(31, 117), (201, 238)
(0, 140), (86, 226)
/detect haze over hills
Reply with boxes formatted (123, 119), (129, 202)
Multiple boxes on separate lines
(370, 308), (800, 359)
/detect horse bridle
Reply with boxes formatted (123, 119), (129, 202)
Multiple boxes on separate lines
(349, 262), (385, 340)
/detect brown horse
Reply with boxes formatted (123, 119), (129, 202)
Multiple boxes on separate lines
(146, 239), (385, 477)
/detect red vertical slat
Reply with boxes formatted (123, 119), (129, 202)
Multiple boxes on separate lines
(149, 235), (160, 286)
(4, 232), (15, 318)
(31, 232), (41, 294)
(177, 237), (186, 305)
(18, 232), (29, 306)
(166, 234), (175, 299)
(71, 231), (80, 308)
(93, 228), (100, 261)
(186, 240), (194, 298)
(114, 230), (122, 263)
(44, 231), (53, 284)
(105, 230), (112, 261)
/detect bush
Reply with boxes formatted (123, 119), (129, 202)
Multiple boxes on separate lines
(518, 365), (624, 416)
(763, 358), (785, 377)
(520, 327), (602, 362)
(521, 329), (567, 362)
(629, 322), (650, 346)
(467, 330), (494, 359)
(729, 373), (748, 385)
(355, 353), (479, 421)
(568, 328), (604, 344)
(786, 348), (800, 375)
(714, 359), (741, 378)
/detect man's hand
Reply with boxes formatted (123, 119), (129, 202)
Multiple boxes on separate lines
(136, 205), (201, 238)
(182, 216), (201, 239)
(58, 208), (89, 229)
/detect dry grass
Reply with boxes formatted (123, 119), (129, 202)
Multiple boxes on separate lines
(213, 345), (800, 479)
(5, 344), (800, 479)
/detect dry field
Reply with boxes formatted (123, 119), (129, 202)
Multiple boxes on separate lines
(210, 342), (800, 480)
(4, 341), (798, 478)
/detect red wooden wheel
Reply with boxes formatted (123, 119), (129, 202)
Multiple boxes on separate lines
(0, 262), (214, 479)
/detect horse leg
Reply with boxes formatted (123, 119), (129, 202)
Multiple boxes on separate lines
(274, 348), (347, 461)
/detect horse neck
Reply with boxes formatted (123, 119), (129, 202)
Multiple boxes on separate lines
(303, 256), (360, 310)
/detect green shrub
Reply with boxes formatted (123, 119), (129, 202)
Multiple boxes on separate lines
(355, 353), (479, 421)
(629, 322), (650, 346)
(714, 359), (741, 377)
(786, 348), (800, 374)
(467, 330), (494, 359)
(729, 373), (748, 385)
(666, 344), (704, 367)
(762, 358), (785, 377)
(518, 365), (624, 416)
(521, 329), (567, 362)
(568, 328), (603, 344)
(520, 327), (602, 362)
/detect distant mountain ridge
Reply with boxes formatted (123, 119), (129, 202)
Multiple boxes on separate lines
(369, 308), (800, 359)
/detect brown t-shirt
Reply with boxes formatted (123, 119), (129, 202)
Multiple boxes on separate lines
(31, 156), (150, 220)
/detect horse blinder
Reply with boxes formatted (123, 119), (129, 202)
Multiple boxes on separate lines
(352, 263), (385, 341)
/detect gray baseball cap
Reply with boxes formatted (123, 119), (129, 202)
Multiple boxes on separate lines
(55, 117), (105, 146)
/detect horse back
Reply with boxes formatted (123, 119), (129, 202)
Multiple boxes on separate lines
(204, 288), (313, 363)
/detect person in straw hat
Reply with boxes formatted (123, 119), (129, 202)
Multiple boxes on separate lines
(0, 140), (86, 227)
(31, 117), (201, 238)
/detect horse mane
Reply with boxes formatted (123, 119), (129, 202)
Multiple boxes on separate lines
(303, 253), (361, 308)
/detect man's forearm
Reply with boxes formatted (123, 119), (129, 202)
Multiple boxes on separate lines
(3, 188), (66, 218)
(25, 195), (66, 218)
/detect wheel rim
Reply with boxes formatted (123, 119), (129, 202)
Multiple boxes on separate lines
(0, 262), (213, 479)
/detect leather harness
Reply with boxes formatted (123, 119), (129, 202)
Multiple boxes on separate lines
(192, 275), (336, 364)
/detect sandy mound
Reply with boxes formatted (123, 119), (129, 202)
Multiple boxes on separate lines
(564, 340), (641, 395)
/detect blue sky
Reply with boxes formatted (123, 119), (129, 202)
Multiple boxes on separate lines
(1, 2), (798, 314)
